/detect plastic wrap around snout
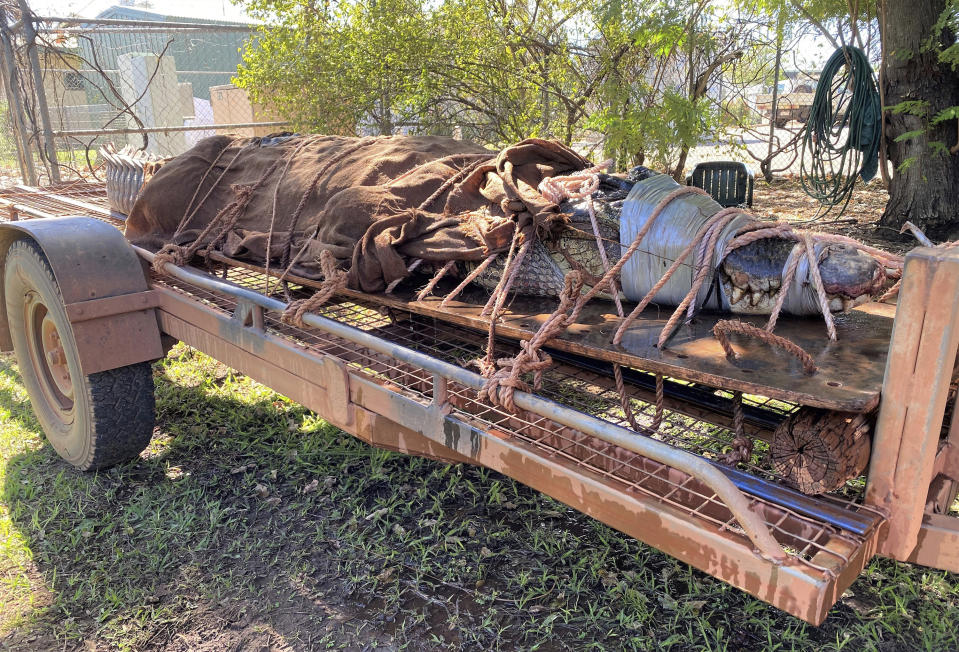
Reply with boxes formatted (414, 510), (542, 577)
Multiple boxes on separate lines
(618, 174), (827, 316)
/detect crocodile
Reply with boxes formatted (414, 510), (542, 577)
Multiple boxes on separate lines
(464, 168), (886, 316)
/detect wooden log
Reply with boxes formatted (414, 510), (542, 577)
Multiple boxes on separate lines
(771, 408), (871, 495)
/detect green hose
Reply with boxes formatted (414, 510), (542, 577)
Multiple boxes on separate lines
(799, 46), (881, 214)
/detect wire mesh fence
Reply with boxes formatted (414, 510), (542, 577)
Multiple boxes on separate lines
(0, 4), (290, 185)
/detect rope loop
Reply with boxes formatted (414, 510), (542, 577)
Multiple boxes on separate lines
(281, 250), (348, 328)
(713, 319), (818, 374)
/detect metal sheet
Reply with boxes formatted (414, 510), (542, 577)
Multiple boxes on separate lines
(364, 286), (890, 412)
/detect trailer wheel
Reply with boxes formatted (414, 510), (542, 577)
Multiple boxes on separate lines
(4, 239), (155, 470)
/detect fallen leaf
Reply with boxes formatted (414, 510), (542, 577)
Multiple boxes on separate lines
(366, 507), (389, 521)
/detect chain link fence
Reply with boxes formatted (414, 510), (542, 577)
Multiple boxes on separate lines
(0, 3), (289, 186)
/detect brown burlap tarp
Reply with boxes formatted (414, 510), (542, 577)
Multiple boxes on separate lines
(125, 133), (591, 292)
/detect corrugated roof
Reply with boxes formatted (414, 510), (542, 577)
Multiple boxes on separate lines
(95, 5), (255, 26)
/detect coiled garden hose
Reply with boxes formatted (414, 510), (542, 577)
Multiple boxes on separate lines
(799, 46), (881, 215)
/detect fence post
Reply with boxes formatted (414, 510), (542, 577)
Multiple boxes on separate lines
(17, 0), (60, 183)
(0, 9), (36, 185)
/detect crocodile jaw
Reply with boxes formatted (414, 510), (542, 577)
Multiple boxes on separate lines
(722, 242), (885, 315)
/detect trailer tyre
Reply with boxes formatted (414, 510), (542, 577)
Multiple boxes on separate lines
(4, 239), (155, 470)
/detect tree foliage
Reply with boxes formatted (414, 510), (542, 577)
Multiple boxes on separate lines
(235, 0), (763, 171)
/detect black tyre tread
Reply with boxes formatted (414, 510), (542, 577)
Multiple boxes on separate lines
(84, 363), (156, 470)
(5, 239), (156, 471)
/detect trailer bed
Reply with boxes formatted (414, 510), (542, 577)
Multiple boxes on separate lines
(0, 181), (897, 624)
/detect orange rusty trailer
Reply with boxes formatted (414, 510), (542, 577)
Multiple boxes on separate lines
(0, 183), (956, 625)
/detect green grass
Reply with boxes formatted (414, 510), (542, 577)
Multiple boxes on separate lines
(1, 344), (959, 650)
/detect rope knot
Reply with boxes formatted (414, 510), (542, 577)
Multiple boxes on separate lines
(152, 243), (190, 273)
(231, 183), (257, 201)
(281, 250), (348, 328)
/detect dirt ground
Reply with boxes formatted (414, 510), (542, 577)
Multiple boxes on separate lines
(1, 179), (958, 651)
(746, 176), (924, 259)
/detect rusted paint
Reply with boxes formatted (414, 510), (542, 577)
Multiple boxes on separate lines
(0, 217), (163, 373)
(210, 251), (891, 413)
(153, 281), (882, 624)
(65, 290), (160, 323)
(866, 247), (959, 560)
(906, 514), (959, 573)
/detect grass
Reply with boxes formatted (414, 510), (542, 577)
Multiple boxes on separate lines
(1, 344), (959, 650)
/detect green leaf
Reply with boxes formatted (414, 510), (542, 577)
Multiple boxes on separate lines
(886, 100), (930, 117)
(931, 106), (959, 125)
(897, 156), (918, 172)
(894, 129), (927, 143)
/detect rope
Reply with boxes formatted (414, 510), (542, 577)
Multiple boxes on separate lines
(480, 237), (534, 374)
(385, 258), (423, 294)
(651, 374), (665, 430)
(477, 271), (584, 412)
(384, 152), (490, 189)
(878, 278), (902, 302)
(151, 143), (249, 272)
(657, 207), (744, 347)
(418, 158), (490, 212)
(765, 243), (804, 332)
(614, 365), (640, 431)
(713, 320), (818, 374)
(719, 392), (753, 465)
(265, 137), (318, 294)
(281, 250), (348, 327)
(416, 260), (457, 301)
(279, 137), (382, 273)
(800, 46), (881, 214)
(478, 187), (704, 410)
(153, 153), (283, 273)
(803, 234), (838, 341)
(440, 254), (497, 307)
(481, 229), (531, 317)
(541, 161), (641, 429)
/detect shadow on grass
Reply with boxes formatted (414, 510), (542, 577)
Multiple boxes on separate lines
(2, 351), (959, 651)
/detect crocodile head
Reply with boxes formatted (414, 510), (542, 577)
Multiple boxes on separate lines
(720, 238), (886, 314)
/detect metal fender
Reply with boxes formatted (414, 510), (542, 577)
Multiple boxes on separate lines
(0, 216), (163, 374)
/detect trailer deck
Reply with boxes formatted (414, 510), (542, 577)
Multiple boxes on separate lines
(1, 181), (956, 625)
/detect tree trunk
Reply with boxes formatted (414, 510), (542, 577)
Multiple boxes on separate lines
(764, 18), (784, 184)
(881, 0), (959, 239)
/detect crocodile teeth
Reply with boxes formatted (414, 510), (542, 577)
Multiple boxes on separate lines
(749, 278), (770, 293)
(828, 297), (843, 312)
(750, 291), (763, 306)
(731, 286), (745, 304)
(768, 278), (781, 291)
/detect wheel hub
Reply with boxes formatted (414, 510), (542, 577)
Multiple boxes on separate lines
(40, 315), (73, 399)
(24, 291), (75, 415)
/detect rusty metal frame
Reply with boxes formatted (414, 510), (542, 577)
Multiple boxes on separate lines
(866, 247), (959, 561)
(133, 243), (889, 624)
